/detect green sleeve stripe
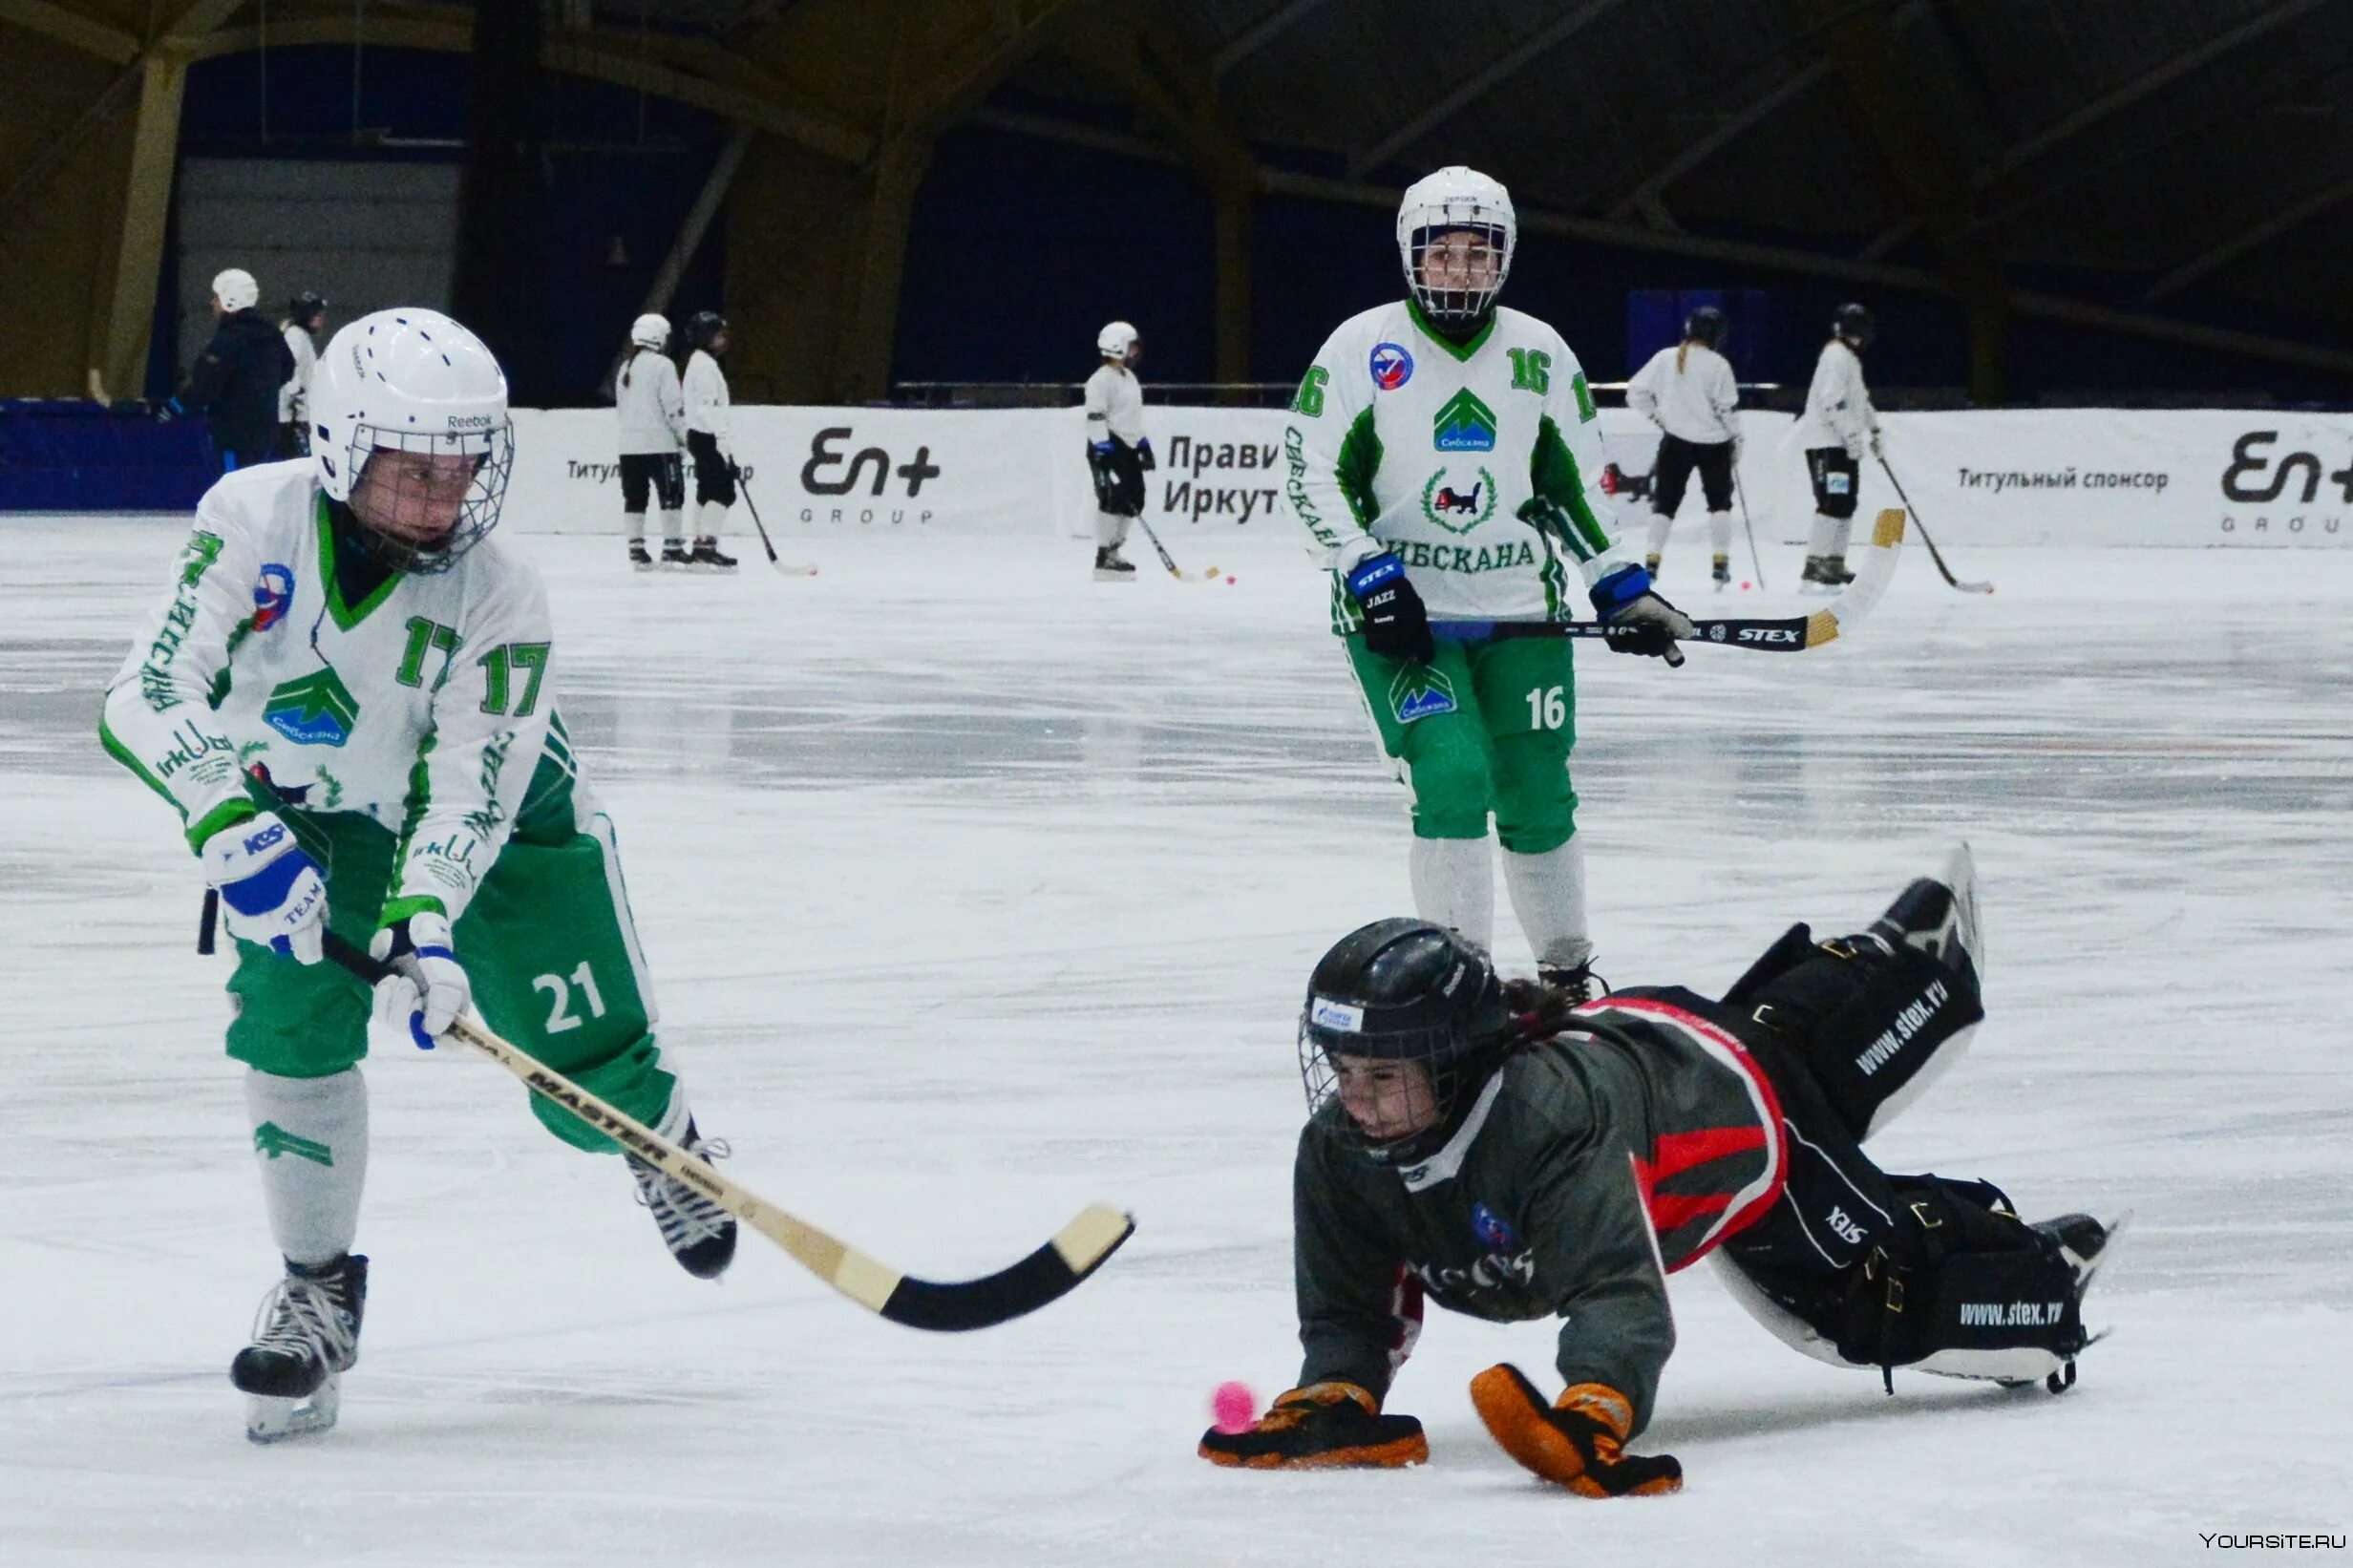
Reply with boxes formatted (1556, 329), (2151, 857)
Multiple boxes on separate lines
(97, 712), (185, 819)
(378, 894), (446, 929)
(1533, 414), (1614, 555)
(1334, 406), (1382, 529)
(392, 730), (438, 876)
(186, 797), (260, 855)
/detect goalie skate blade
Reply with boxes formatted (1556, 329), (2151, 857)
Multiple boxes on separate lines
(876, 1205), (1135, 1332)
(244, 1378), (341, 1444)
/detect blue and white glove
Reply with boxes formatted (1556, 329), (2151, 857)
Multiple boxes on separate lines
(1589, 564), (1696, 666)
(1135, 436), (1155, 471)
(369, 912), (471, 1050)
(202, 811), (326, 963)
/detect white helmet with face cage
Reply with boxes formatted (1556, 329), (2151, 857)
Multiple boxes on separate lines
(1396, 166), (1516, 330)
(308, 307), (514, 572)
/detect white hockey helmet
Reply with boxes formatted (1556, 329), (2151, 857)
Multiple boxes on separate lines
(309, 307), (514, 573)
(1097, 320), (1139, 359)
(212, 267), (260, 313)
(1395, 166), (1516, 329)
(630, 312), (671, 350)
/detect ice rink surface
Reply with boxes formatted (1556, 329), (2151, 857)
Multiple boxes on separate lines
(4, 515), (2350, 1566)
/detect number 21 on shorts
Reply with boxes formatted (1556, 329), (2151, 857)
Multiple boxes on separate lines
(1526, 685), (1566, 731)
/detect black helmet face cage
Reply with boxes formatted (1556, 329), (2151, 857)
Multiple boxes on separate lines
(346, 424), (514, 575)
(1297, 985), (1512, 1165)
(1407, 223), (1511, 330)
(1836, 305), (1875, 349)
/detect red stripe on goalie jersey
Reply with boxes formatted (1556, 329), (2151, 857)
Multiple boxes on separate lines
(1577, 996), (1790, 1271)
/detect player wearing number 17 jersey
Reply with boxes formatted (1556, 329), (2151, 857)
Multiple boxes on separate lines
(1282, 166), (1695, 998)
(99, 308), (736, 1445)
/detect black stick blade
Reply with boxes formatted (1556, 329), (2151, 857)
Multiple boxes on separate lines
(879, 1204), (1134, 1331)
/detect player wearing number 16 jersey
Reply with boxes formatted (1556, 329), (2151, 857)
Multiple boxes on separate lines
(1282, 166), (1695, 998)
(99, 308), (737, 1445)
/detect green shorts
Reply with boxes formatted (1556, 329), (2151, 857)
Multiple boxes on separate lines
(1345, 631), (1580, 854)
(223, 809), (675, 1154)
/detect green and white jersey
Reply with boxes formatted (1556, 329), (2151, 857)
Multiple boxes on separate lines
(100, 458), (583, 928)
(1283, 300), (1633, 629)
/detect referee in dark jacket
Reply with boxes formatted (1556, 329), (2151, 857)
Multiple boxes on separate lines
(174, 267), (296, 471)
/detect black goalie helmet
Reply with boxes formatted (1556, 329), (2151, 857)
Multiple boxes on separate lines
(1298, 918), (1516, 1164)
(1685, 305), (1727, 348)
(686, 310), (729, 351)
(1834, 302), (1875, 349)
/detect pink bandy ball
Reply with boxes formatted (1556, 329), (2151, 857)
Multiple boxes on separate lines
(1210, 1380), (1258, 1433)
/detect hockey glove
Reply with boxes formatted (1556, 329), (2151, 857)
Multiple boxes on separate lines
(1868, 427), (1884, 460)
(1469, 1366), (1682, 1497)
(1589, 564), (1695, 665)
(1198, 1382), (1428, 1470)
(1135, 436), (1155, 471)
(369, 912), (470, 1050)
(1346, 553), (1434, 664)
(202, 811), (326, 964)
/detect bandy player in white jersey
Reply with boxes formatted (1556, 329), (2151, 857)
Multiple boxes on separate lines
(99, 308), (737, 1443)
(1283, 166), (1694, 999)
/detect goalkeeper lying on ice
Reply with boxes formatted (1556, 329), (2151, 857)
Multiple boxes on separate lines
(1200, 849), (2121, 1494)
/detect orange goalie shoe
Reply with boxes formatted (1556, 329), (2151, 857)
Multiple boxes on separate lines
(1469, 1366), (1683, 1496)
(1198, 1381), (1429, 1469)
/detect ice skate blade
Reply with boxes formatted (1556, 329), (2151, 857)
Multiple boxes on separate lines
(244, 1378), (340, 1444)
(1092, 568), (1137, 583)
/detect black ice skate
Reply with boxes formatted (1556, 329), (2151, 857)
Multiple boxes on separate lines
(628, 540), (655, 572)
(628, 1121), (738, 1280)
(1799, 555), (1839, 590)
(1537, 960), (1609, 1007)
(2018, 1211), (2130, 1392)
(1867, 843), (1982, 984)
(1093, 546), (1136, 582)
(1825, 557), (1856, 584)
(660, 542), (694, 570)
(689, 537), (738, 572)
(231, 1253), (367, 1443)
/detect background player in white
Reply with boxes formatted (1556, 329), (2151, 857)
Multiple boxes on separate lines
(1624, 305), (1740, 589)
(277, 290), (326, 456)
(99, 308), (738, 1444)
(1284, 166), (1693, 999)
(1794, 303), (1881, 586)
(615, 311), (688, 570)
(679, 309), (740, 572)
(1083, 320), (1154, 580)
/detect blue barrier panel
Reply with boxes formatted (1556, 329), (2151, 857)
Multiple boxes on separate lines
(0, 400), (221, 511)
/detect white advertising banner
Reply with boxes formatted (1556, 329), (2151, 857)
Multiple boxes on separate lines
(506, 404), (2353, 547)
(1844, 410), (2353, 548)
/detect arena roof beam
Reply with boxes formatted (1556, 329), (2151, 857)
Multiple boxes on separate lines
(1346, 0), (1633, 180)
(0, 0), (138, 62)
(2146, 166), (2353, 302)
(188, 2), (877, 162)
(1801, 0), (2007, 403)
(1049, 5), (1259, 389)
(1609, 62), (1830, 225)
(1210, 0), (1331, 79)
(1861, 0), (2332, 260)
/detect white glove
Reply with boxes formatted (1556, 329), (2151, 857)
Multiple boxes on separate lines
(1868, 428), (1884, 459)
(370, 912), (471, 1050)
(202, 810), (325, 964)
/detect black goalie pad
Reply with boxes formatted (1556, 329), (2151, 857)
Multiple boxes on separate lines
(1726, 927), (1983, 1144)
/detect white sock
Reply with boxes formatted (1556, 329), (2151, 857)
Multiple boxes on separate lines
(1502, 836), (1594, 972)
(696, 499), (728, 540)
(1829, 513), (1855, 558)
(1708, 510), (1732, 557)
(1093, 512), (1122, 549)
(624, 509), (647, 544)
(1808, 512), (1840, 557)
(1409, 836), (1494, 950)
(245, 1068), (368, 1267)
(659, 509), (685, 546)
(1643, 512), (1673, 563)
